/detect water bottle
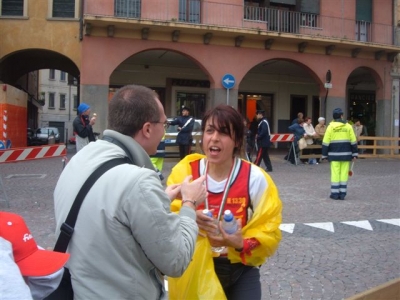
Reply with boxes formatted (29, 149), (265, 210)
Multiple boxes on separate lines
(222, 210), (238, 234)
(202, 209), (213, 218)
(203, 209), (224, 253)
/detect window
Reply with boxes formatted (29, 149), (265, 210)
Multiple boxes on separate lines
(355, 0), (372, 42)
(114, 0), (141, 18)
(49, 69), (55, 80)
(53, 0), (74, 18)
(300, 13), (319, 28)
(59, 94), (66, 110)
(355, 21), (371, 42)
(73, 95), (78, 109)
(60, 71), (66, 81)
(49, 92), (55, 108)
(179, 0), (200, 23)
(1, 0), (23, 16)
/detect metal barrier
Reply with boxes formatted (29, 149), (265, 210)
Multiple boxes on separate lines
(0, 144), (67, 163)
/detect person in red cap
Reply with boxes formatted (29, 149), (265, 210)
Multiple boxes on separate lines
(0, 211), (70, 300)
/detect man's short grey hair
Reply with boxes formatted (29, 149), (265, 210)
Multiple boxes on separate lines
(108, 85), (160, 136)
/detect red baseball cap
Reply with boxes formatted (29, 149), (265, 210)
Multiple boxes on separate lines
(0, 211), (70, 276)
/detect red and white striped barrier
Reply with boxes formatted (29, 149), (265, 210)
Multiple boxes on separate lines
(0, 144), (66, 163)
(270, 133), (294, 142)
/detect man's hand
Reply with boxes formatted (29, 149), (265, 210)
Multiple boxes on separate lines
(180, 175), (207, 206)
(90, 117), (96, 125)
(165, 184), (181, 201)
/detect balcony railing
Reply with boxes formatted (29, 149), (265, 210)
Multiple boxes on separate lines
(85, 0), (394, 46)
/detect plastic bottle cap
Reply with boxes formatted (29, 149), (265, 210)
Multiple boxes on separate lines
(202, 209), (213, 217)
(223, 210), (233, 221)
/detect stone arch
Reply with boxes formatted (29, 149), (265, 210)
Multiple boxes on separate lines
(0, 49), (79, 85)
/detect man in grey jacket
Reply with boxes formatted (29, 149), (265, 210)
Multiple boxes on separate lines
(53, 85), (207, 299)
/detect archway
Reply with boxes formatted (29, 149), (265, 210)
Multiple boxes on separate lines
(109, 49), (211, 119)
(239, 59), (322, 134)
(346, 67), (382, 136)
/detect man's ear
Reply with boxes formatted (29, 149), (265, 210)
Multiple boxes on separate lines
(141, 122), (152, 138)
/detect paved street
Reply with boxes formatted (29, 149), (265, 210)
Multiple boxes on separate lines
(1, 146), (399, 300)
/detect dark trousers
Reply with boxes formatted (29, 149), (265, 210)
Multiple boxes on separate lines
(179, 144), (191, 160)
(214, 257), (261, 300)
(254, 147), (273, 171)
(287, 143), (299, 164)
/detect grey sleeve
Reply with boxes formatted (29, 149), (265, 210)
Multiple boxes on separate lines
(123, 172), (198, 277)
(0, 238), (33, 300)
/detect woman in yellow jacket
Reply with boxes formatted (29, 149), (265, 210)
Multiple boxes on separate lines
(167, 104), (282, 300)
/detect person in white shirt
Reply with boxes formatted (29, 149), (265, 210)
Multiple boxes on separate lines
(303, 117), (318, 164)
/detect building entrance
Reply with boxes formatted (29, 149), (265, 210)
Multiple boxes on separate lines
(176, 92), (206, 119)
(348, 91), (376, 136)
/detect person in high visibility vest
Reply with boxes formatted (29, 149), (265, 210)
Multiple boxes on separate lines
(150, 133), (166, 180)
(321, 108), (358, 200)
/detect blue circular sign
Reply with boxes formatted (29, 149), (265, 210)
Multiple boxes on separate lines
(0, 141), (5, 150)
(222, 74), (236, 89)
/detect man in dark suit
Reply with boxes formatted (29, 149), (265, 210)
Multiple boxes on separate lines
(169, 107), (195, 160)
(254, 110), (273, 172)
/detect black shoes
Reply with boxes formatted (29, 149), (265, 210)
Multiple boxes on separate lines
(330, 194), (345, 200)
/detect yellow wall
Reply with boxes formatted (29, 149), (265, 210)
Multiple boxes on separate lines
(0, 0), (81, 69)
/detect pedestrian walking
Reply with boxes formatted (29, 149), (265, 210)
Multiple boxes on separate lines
(254, 110), (273, 172)
(322, 108), (358, 200)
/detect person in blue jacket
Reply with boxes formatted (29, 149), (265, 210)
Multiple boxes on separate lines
(287, 118), (307, 164)
(169, 106), (195, 160)
(254, 110), (273, 172)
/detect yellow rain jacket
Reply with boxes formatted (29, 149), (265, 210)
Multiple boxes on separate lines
(167, 154), (282, 299)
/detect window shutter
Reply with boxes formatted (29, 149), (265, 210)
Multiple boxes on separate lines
(270, 0), (296, 5)
(1, 0), (23, 16)
(53, 0), (75, 18)
(300, 0), (320, 14)
(356, 0), (372, 22)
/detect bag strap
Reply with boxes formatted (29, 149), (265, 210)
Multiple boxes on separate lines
(53, 157), (129, 253)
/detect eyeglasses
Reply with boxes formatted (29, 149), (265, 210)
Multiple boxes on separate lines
(151, 121), (169, 130)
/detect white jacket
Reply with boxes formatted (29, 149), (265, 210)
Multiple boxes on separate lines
(54, 130), (198, 299)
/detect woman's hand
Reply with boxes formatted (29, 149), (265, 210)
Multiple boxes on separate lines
(196, 209), (218, 236)
(207, 219), (244, 250)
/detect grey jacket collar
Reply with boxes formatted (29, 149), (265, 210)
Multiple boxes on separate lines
(103, 129), (155, 171)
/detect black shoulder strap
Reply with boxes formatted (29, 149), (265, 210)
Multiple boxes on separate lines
(53, 157), (129, 253)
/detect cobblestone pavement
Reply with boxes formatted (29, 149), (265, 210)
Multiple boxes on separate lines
(1, 146), (399, 300)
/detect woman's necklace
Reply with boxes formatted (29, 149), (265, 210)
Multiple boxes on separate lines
(204, 157), (240, 220)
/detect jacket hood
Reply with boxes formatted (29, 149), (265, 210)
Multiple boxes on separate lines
(330, 120), (347, 129)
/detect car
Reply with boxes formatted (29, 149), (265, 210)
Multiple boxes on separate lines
(33, 127), (60, 145)
(27, 128), (35, 146)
